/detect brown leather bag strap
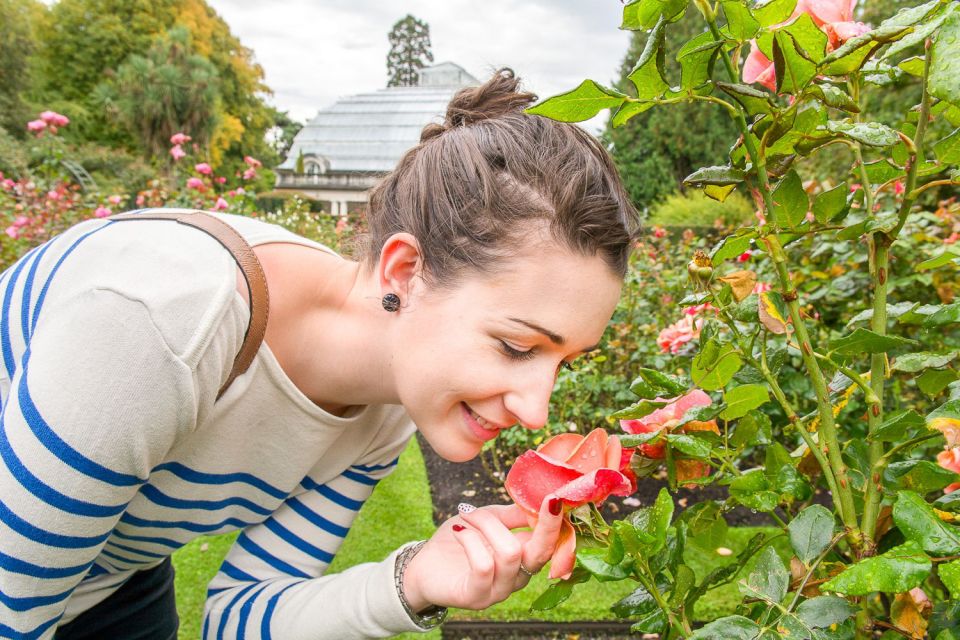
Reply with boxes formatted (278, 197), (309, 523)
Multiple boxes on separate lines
(110, 209), (270, 399)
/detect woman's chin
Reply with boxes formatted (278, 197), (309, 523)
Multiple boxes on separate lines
(422, 434), (482, 463)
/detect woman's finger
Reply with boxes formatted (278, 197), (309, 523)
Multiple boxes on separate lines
(469, 503), (532, 530)
(457, 505), (523, 599)
(451, 524), (495, 601)
(522, 495), (564, 570)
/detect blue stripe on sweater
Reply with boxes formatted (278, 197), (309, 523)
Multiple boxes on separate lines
(20, 240), (53, 343)
(215, 582), (259, 640)
(299, 477), (364, 510)
(151, 461), (288, 500)
(120, 511), (257, 533)
(0, 613), (61, 640)
(110, 527), (183, 550)
(261, 583), (299, 640)
(219, 561), (259, 583)
(0, 497), (111, 549)
(236, 533), (310, 579)
(237, 583), (272, 637)
(263, 517), (334, 564)
(0, 414), (128, 517)
(341, 468), (379, 486)
(139, 483), (274, 516)
(17, 353), (146, 487)
(0, 585), (73, 612)
(0, 244), (41, 378)
(286, 497), (349, 538)
(29, 221), (112, 333)
(0, 548), (92, 579)
(106, 540), (167, 560)
(351, 457), (399, 473)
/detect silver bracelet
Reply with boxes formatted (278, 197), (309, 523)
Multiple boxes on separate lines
(394, 541), (448, 630)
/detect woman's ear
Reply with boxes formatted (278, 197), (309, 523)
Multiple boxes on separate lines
(378, 232), (424, 302)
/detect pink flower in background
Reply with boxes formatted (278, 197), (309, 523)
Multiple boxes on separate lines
(136, 194), (146, 206)
(216, 176), (227, 184)
(39, 111), (69, 128)
(743, 48), (777, 91)
(657, 315), (702, 354)
(653, 226), (667, 239)
(620, 390), (717, 464)
(93, 206), (112, 218)
(2, 179), (15, 190)
(186, 177), (205, 190)
(938, 448), (960, 494)
(6, 226), (20, 239)
(894, 180), (905, 196)
(945, 232), (959, 245)
(108, 195), (123, 205)
(737, 251), (752, 262)
(170, 145), (186, 161)
(46, 190), (60, 201)
(236, 187), (246, 195)
(242, 168), (257, 180)
(212, 197), (229, 211)
(13, 216), (29, 227)
(753, 281), (773, 295)
(170, 132), (191, 145)
(27, 119), (46, 133)
(683, 302), (717, 316)
(194, 163), (213, 175)
(244, 155), (262, 168)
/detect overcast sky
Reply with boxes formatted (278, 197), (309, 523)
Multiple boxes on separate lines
(205, 0), (632, 133)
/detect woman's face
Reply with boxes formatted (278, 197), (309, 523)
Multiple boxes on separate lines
(393, 243), (622, 462)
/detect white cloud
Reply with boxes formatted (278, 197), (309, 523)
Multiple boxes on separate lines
(206, 0), (631, 133)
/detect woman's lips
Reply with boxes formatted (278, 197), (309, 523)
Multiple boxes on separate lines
(461, 403), (502, 442)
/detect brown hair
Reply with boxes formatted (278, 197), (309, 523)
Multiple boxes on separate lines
(361, 68), (639, 286)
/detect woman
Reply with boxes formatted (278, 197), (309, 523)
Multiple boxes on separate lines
(1, 70), (638, 639)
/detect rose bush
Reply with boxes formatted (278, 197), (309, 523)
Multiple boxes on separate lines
(513, 0), (960, 637)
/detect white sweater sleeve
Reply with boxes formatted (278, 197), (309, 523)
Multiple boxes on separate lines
(0, 287), (196, 639)
(203, 450), (426, 639)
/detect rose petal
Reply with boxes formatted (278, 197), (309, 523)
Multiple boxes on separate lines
(554, 468), (633, 506)
(537, 433), (584, 462)
(505, 450), (583, 515)
(565, 428), (608, 473)
(548, 517), (577, 580)
(604, 435), (622, 471)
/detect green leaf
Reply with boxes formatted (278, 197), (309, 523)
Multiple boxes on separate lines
(774, 31), (818, 93)
(721, 384), (770, 420)
(681, 501), (729, 550)
(526, 80), (626, 123)
(729, 468), (779, 511)
(894, 490), (960, 555)
(893, 351), (958, 373)
(822, 540), (931, 595)
(683, 165), (748, 188)
(812, 182), (849, 223)
(628, 18), (670, 101)
(692, 340), (743, 391)
(621, 0), (687, 30)
(577, 548), (632, 581)
(629, 488), (674, 554)
(930, 12), (960, 106)
(753, 0), (796, 27)
(829, 328), (918, 355)
(618, 431), (662, 448)
(665, 433), (712, 458)
(885, 2), (959, 60)
(869, 409), (925, 442)
(677, 32), (724, 90)
(928, 398), (960, 425)
(819, 26), (910, 76)
(711, 231), (757, 265)
(917, 250), (960, 272)
(925, 303), (960, 327)
(771, 169), (809, 229)
(796, 595), (857, 628)
(935, 128), (960, 164)
(530, 566), (591, 610)
(863, 159), (905, 184)
(611, 584), (659, 617)
(629, 377), (658, 399)
(885, 460), (960, 494)
(636, 368), (688, 396)
(899, 56), (926, 77)
(788, 504), (836, 563)
(689, 615), (761, 640)
(805, 84), (860, 113)
(611, 399), (669, 420)
(919, 369), (960, 396)
(730, 410), (772, 447)
(722, 0), (760, 40)
(825, 120), (900, 147)
(717, 81), (774, 115)
(611, 101), (655, 128)
(940, 559), (960, 599)
(879, 0), (947, 31)
(739, 545), (788, 602)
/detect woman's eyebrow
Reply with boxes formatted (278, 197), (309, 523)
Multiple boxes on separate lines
(508, 317), (565, 345)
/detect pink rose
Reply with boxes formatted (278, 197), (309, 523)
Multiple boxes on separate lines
(653, 226), (667, 239)
(93, 206), (112, 218)
(13, 216), (29, 227)
(753, 281), (773, 295)
(244, 155), (262, 168)
(170, 132), (191, 145)
(242, 168), (257, 180)
(27, 119), (46, 133)
(46, 190), (60, 201)
(938, 448), (960, 494)
(212, 197), (229, 211)
(194, 162), (213, 175)
(170, 145), (186, 161)
(186, 177), (205, 191)
(505, 429), (636, 579)
(39, 111), (69, 127)
(743, 47), (777, 91)
(108, 195), (123, 205)
(657, 315), (702, 354)
(135, 194), (145, 206)
(216, 176), (227, 185)
(5, 226), (19, 239)
(2, 179), (14, 190)
(621, 390), (716, 459)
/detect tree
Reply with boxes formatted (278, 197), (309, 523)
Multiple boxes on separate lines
(98, 27), (219, 159)
(0, 0), (45, 136)
(605, 9), (737, 211)
(386, 14), (433, 87)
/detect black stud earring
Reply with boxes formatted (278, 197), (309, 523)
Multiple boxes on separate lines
(382, 293), (401, 312)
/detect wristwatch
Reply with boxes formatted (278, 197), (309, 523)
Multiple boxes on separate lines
(394, 541), (448, 630)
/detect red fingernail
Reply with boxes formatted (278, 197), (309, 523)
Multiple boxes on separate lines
(548, 498), (562, 516)
(452, 524), (465, 532)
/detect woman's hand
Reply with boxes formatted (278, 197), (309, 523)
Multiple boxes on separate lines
(401, 495), (564, 611)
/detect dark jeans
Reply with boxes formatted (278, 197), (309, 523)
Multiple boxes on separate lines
(54, 558), (179, 640)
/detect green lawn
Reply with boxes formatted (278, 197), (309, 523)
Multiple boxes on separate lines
(173, 439), (783, 638)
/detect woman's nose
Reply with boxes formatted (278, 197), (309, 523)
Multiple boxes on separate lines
(503, 370), (556, 430)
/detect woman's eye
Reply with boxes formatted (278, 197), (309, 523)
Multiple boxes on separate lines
(498, 341), (536, 361)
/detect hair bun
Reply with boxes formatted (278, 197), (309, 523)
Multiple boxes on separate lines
(420, 68), (537, 143)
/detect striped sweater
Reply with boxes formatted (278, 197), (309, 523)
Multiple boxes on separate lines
(0, 212), (421, 639)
